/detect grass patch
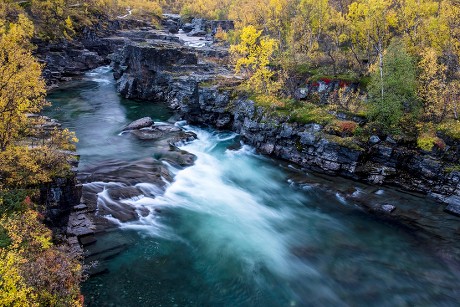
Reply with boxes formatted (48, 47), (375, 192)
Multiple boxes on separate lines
(199, 80), (218, 88)
(325, 135), (364, 151)
(444, 164), (460, 173)
(358, 76), (372, 88)
(290, 103), (334, 125)
(0, 226), (11, 248)
(416, 123), (446, 151)
(292, 63), (363, 84)
(249, 94), (292, 109)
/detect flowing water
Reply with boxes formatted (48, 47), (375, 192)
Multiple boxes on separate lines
(46, 67), (460, 307)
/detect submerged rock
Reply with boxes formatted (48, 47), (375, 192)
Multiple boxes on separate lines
(369, 135), (381, 144)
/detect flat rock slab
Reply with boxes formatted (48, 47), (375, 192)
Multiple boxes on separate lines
(444, 196), (460, 216)
(445, 204), (460, 216)
(67, 211), (95, 237)
(79, 234), (97, 246)
(380, 204), (396, 213)
(445, 203), (460, 217)
(79, 157), (172, 186)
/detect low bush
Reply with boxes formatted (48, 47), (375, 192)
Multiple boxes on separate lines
(438, 120), (460, 140)
(417, 132), (446, 151)
(326, 120), (358, 136)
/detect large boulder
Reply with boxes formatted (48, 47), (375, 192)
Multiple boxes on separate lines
(122, 117), (154, 131)
(187, 18), (208, 36)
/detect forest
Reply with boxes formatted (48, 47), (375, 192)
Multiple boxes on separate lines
(0, 0), (459, 305)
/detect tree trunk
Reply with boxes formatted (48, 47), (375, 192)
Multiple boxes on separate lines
(377, 39), (384, 102)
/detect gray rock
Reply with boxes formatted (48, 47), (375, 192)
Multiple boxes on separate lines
(369, 135), (381, 144)
(67, 211), (95, 237)
(380, 204), (396, 213)
(73, 204), (88, 211)
(294, 88), (308, 100)
(182, 23), (194, 33)
(162, 14), (181, 21)
(444, 196), (460, 216)
(386, 136), (397, 144)
(165, 20), (179, 34)
(107, 186), (143, 200)
(261, 143), (275, 155)
(123, 117), (154, 131)
(79, 235), (97, 246)
(209, 20), (235, 33)
(188, 29), (207, 37)
(299, 132), (317, 146)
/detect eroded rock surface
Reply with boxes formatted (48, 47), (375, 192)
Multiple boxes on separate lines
(70, 120), (197, 239)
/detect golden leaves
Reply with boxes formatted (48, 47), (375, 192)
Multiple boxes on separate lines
(0, 211), (83, 307)
(230, 25), (281, 95)
(0, 15), (46, 151)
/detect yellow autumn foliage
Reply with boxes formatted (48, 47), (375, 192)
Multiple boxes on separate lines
(0, 14), (47, 151)
(230, 25), (281, 95)
(0, 210), (83, 307)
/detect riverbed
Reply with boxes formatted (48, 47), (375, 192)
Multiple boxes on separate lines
(45, 66), (460, 306)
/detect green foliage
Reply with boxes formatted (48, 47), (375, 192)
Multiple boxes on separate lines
(367, 38), (418, 133)
(438, 120), (460, 140)
(0, 13), (82, 304)
(443, 164), (460, 173)
(416, 123), (446, 151)
(417, 133), (438, 151)
(0, 189), (30, 215)
(0, 14), (47, 151)
(290, 103), (334, 125)
(0, 226), (11, 248)
(172, 0), (460, 137)
(249, 94), (289, 108)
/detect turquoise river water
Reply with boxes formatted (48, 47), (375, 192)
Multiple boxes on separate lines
(45, 67), (460, 307)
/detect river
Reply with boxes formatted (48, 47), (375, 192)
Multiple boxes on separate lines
(45, 67), (460, 306)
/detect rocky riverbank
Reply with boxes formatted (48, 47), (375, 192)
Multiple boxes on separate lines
(108, 22), (460, 219)
(64, 118), (197, 259)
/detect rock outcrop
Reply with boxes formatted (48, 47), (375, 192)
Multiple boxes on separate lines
(34, 18), (149, 86)
(75, 121), (196, 227)
(110, 35), (460, 218)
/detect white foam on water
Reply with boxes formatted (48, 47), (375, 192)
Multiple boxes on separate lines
(120, 127), (330, 282)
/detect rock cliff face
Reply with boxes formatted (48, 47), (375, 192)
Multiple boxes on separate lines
(111, 36), (460, 216)
(34, 19), (149, 86)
